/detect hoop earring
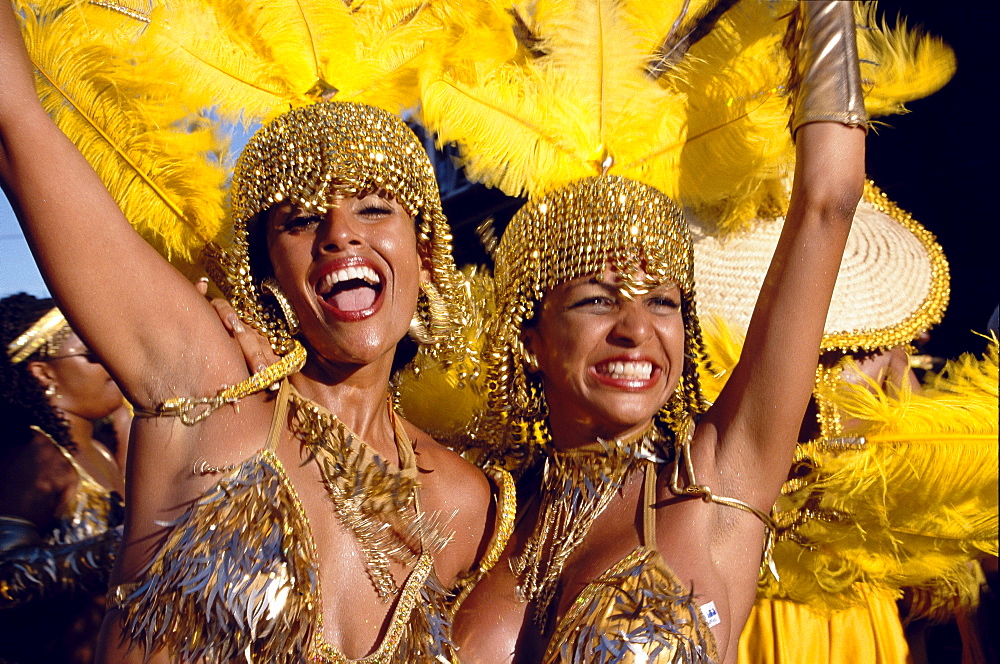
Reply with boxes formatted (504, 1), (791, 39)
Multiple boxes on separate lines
(523, 350), (539, 373)
(408, 281), (451, 345)
(262, 278), (300, 336)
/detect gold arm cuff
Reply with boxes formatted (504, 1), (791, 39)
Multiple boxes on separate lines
(133, 340), (307, 425)
(788, 1), (869, 135)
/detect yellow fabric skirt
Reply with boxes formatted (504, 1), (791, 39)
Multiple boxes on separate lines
(738, 588), (910, 664)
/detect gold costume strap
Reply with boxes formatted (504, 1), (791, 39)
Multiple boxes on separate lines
(668, 418), (777, 578)
(133, 340), (306, 425)
(642, 461), (657, 550)
(7, 308), (70, 364)
(479, 467), (516, 575)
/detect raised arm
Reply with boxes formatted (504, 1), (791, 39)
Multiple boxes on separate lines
(703, 0), (867, 508)
(0, 1), (245, 407)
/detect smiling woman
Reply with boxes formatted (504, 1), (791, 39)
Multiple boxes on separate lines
(0, 1), (511, 660)
(423, 2), (868, 663)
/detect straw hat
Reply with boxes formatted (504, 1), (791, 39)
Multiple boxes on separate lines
(691, 181), (950, 351)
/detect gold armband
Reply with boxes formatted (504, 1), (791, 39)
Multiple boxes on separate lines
(787, 0), (868, 135)
(134, 340), (306, 425)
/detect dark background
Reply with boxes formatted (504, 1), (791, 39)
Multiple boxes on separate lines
(862, 0), (998, 358)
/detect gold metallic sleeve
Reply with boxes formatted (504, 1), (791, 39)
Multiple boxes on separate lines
(787, 0), (869, 134)
(0, 518), (120, 608)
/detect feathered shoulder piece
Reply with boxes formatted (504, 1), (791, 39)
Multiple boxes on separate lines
(701, 322), (998, 617)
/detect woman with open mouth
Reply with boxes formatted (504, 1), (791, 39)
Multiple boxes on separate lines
(0, 3), (511, 662)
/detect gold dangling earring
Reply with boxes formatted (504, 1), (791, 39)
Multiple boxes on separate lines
(408, 314), (432, 344)
(523, 350), (539, 372)
(45, 383), (58, 399)
(409, 281), (451, 345)
(262, 278), (300, 336)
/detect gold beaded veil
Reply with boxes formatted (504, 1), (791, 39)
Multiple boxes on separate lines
(209, 101), (469, 357)
(485, 175), (707, 453)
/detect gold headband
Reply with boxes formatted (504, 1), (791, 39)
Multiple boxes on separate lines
(206, 101), (469, 361)
(476, 175), (706, 460)
(7, 308), (72, 364)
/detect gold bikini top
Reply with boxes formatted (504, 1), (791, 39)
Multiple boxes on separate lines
(36, 427), (120, 545)
(542, 461), (719, 664)
(108, 381), (511, 664)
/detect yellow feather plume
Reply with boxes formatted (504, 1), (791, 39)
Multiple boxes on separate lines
(421, 0), (696, 199)
(855, 2), (956, 118)
(131, 0), (444, 126)
(395, 268), (494, 453)
(672, 0), (793, 222)
(702, 321), (998, 615)
(678, 1), (957, 234)
(17, 0), (228, 266)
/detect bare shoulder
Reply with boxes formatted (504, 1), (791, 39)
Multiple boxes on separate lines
(404, 421), (491, 505)
(402, 420), (494, 583)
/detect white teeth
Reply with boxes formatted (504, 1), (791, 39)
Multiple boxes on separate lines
(602, 361), (653, 380)
(318, 265), (381, 294)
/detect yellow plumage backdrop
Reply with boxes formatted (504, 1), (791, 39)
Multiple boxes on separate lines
(17, 0), (228, 267)
(701, 320), (998, 616)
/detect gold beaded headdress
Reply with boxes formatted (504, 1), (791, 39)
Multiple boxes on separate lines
(479, 175), (706, 454)
(207, 101), (468, 357)
(419, 2), (790, 456)
(7, 308), (72, 364)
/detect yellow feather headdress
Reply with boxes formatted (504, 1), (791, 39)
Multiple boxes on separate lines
(16, 0), (454, 268)
(421, 1), (953, 227)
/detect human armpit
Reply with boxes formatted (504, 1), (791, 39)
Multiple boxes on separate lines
(708, 123), (865, 508)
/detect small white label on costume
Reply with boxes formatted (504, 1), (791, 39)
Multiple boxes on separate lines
(700, 601), (721, 628)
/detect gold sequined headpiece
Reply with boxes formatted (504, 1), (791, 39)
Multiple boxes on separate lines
(479, 175), (706, 456)
(207, 101), (468, 358)
(7, 308), (72, 364)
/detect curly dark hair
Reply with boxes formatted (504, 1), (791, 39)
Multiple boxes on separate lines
(1, 293), (75, 452)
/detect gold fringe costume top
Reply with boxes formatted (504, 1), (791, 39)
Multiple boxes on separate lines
(43, 430), (120, 546)
(0, 428), (122, 606)
(542, 462), (718, 664)
(107, 381), (494, 664)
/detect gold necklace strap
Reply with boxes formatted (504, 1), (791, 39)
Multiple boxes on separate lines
(668, 417), (778, 579)
(134, 341), (307, 425)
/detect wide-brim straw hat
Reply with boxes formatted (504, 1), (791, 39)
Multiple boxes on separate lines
(690, 181), (950, 352)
